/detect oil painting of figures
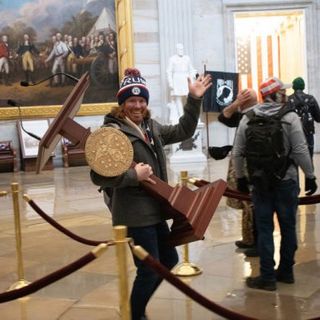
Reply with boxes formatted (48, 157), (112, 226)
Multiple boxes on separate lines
(0, 0), (119, 107)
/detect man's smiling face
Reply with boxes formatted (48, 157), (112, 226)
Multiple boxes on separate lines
(123, 96), (148, 125)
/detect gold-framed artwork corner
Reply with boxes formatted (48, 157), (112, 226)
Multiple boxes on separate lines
(0, 103), (117, 120)
(0, 0), (133, 121)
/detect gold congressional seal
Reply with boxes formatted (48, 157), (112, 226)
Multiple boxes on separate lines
(85, 127), (133, 177)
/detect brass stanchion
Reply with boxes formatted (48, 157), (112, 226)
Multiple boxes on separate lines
(172, 171), (202, 277)
(9, 182), (30, 290)
(114, 225), (131, 320)
(19, 297), (30, 320)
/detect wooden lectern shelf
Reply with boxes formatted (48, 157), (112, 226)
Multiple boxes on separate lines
(141, 175), (227, 246)
(36, 72), (91, 174)
(36, 73), (227, 246)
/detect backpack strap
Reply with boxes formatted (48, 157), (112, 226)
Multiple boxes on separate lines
(275, 105), (294, 120)
(276, 105), (295, 169)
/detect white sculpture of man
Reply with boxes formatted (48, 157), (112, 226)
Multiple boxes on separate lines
(167, 43), (197, 123)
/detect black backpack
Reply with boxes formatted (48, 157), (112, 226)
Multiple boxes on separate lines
(289, 94), (314, 135)
(245, 106), (293, 190)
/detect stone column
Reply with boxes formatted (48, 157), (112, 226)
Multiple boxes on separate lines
(158, 0), (194, 109)
(158, 0), (207, 165)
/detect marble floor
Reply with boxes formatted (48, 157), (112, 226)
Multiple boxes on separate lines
(0, 156), (319, 320)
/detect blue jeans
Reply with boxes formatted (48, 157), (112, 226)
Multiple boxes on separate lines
(128, 222), (178, 320)
(252, 179), (300, 281)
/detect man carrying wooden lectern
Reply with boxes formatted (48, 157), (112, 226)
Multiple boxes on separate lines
(90, 67), (212, 320)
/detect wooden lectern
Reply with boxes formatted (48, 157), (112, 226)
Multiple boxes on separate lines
(141, 177), (226, 246)
(36, 72), (91, 174)
(36, 73), (227, 246)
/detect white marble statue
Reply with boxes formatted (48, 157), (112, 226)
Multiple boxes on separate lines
(167, 43), (197, 123)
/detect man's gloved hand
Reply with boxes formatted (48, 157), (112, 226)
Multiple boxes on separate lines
(237, 177), (250, 194)
(305, 177), (317, 196)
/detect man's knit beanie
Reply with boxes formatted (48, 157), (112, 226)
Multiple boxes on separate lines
(116, 68), (149, 105)
(292, 77), (305, 91)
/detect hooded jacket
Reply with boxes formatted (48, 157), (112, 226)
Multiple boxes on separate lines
(232, 102), (315, 183)
(90, 95), (202, 227)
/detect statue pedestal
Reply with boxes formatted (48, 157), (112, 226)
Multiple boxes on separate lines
(169, 121), (207, 164)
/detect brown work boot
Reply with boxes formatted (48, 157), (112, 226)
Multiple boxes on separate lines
(235, 240), (255, 249)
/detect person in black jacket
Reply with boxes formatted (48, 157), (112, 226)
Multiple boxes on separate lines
(287, 77), (320, 159)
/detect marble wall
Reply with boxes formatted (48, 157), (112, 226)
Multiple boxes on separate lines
(132, 0), (320, 152)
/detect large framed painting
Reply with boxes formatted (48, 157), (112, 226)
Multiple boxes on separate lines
(0, 0), (134, 120)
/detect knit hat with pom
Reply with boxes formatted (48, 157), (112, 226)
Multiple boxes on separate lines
(117, 68), (149, 105)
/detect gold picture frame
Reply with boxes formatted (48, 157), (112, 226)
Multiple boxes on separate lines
(0, 0), (134, 120)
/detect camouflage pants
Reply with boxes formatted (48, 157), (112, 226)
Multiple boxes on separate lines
(226, 159), (255, 245)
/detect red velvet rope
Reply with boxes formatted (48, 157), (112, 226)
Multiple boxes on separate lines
(138, 253), (257, 320)
(192, 179), (320, 205)
(26, 199), (111, 246)
(138, 251), (320, 320)
(0, 251), (96, 303)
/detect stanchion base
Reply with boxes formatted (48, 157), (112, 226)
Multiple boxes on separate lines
(8, 279), (31, 291)
(172, 262), (202, 277)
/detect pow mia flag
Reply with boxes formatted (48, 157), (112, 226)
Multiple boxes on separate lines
(203, 71), (239, 112)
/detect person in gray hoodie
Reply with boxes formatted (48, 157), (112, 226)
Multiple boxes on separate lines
(232, 77), (317, 291)
(90, 67), (212, 320)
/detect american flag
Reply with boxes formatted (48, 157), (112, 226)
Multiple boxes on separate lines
(237, 34), (280, 100)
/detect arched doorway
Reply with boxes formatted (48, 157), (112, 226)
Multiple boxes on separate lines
(234, 10), (306, 99)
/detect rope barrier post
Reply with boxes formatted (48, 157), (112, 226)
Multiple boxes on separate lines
(8, 182), (30, 290)
(172, 171), (202, 277)
(113, 225), (131, 320)
(19, 297), (30, 320)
